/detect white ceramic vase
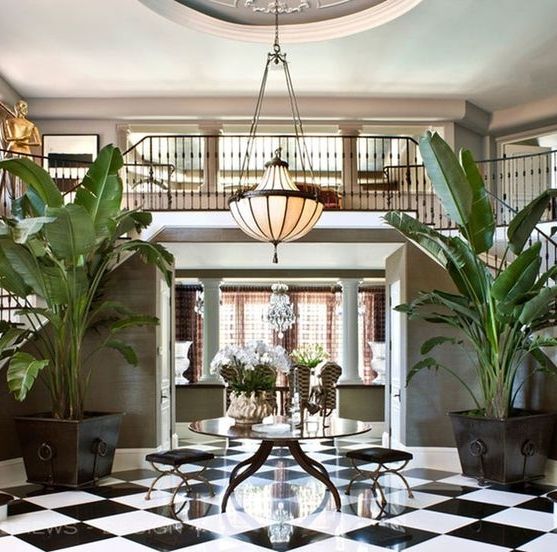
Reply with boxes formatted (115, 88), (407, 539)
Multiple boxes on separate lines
(227, 391), (273, 425)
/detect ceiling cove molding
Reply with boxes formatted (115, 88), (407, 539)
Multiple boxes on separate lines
(29, 96), (471, 122)
(138, 0), (423, 43)
(490, 94), (557, 137)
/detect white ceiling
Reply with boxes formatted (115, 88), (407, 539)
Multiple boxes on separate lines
(1, 0), (557, 111)
(164, 241), (400, 269)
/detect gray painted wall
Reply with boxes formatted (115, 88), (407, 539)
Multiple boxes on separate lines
(386, 243), (475, 448)
(0, 254), (161, 461)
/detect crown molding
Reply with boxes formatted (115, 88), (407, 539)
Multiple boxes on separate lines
(138, 0), (423, 43)
(29, 95), (476, 124)
(491, 94), (557, 137)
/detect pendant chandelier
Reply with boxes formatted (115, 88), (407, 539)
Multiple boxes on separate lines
(267, 283), (295, 338)
(228, 4), (324, 264)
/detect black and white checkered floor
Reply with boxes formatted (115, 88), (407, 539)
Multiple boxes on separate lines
(1, 437), (556, 551)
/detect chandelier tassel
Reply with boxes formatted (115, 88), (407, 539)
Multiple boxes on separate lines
(273, 243), (279, 264)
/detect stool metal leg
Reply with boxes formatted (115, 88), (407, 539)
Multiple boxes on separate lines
(146, 462), (173, 500)
(346, 458), (413, 504)
(145, 459), (215, 505)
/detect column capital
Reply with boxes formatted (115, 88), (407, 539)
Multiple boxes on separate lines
(200, 278), (221, 290)
(338, 124), (362, 137)
(198, 123), (223, 136)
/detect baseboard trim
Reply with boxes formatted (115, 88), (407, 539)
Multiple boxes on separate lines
(0, 447), (159, 488)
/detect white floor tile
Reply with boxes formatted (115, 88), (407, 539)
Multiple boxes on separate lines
(521, 533), (557, 552)
(296, 536), (391, 551)
(24, 491), (103, 509)
(59, 536), (155, 551)
(458, 488), (534, 507)
(436, 475), (484, 488)
(290, 510), (376, 535)
(384, 490), (450, 509)
(112, 490), (187, 509)
(387, 509), (473, 533)
(85, 510), (173, 536)
(404, 534), (511, 552)
(484, 507), (557, 532)
(0, 510), (77, 535)
(0, 536), (44, 551)
(185, 511), (267, 536)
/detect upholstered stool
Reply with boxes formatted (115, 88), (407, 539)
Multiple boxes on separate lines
(145, 449), (215, 504)
(345, 447), (414, 505)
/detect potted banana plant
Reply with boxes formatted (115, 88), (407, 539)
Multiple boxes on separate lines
(0, 145), (173, 487)
(385, 131), (557, 484)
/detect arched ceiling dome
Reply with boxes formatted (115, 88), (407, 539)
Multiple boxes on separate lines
(139, 0), (423, 43)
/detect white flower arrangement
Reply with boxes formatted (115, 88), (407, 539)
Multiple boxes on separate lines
(211, 341), (291, 394)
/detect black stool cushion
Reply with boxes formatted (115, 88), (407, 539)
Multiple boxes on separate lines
(146, 449), (214, 466)
(346, 447), (413, 464)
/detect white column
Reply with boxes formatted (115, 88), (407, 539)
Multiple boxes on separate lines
(199, 278), (221, 382)
(198, 123), (222, 197)
(338, 124), (361, 210)
(339, 278), (363, 384)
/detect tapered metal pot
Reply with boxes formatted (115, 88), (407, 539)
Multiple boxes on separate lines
(14, 412), (123, 488)
(449, 410), (556, 484)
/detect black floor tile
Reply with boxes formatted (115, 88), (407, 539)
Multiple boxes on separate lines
(8, 499), (44, 516)
(55, 499), (137, 520)
(84, 482), (147, 499)
(343, 500), (417, 520)
(322, 457), (354, 468)
(344, 523), (437, 550)
(17, 522), (112, 551)
(1, 484), (52, 498)
(402, 468), (458, 480)
(412, 482), (477, 497)
(518, 496), (555, 513)
(126, 523), (220, 551)
(147, 499), (218, 521)
(425, 498), (505, 519)
(234, 524), (329, 550)
(111, 469), (158, 481)
(489, 482), (556, 496)
(448, 520), (544, 549)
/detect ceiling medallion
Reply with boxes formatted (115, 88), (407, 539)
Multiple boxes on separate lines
(245, 0), (310, 13)
(139, 0), (424, 43)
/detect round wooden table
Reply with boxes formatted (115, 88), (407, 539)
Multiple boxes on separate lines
(189, 416), (372, 512)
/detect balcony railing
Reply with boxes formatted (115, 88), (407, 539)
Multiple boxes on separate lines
(122, 134), (423, 213)
(2, 136), (557, 320)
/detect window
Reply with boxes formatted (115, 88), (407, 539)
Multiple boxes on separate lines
(176, 283), (386, 385)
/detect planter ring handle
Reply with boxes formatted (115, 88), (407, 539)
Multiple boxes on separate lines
(521, 440), (536, 457)
(92, 439), (108, 457)
(37, 442), (55, 462)
(469, 439), (487, 457)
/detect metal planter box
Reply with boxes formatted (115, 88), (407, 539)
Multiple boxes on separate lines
(449, 410), (556, 484)
(15, 412), (123, 488)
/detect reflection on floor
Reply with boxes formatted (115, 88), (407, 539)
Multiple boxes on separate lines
(1, 437), (556, 551)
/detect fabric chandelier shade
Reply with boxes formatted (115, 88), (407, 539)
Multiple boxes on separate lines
(229, 149), (323, 263)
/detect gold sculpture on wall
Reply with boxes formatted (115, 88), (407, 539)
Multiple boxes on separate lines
(0, 99), (42, 156)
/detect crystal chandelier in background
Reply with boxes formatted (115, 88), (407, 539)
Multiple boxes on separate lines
(267, 283), (296, 338)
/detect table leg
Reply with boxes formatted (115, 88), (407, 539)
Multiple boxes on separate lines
(222, 440), (274, 512)
(288, 441), (341, 511)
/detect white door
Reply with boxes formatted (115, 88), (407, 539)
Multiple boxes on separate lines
(158, 278), (172, 451)
(388, 280), (403, 446)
